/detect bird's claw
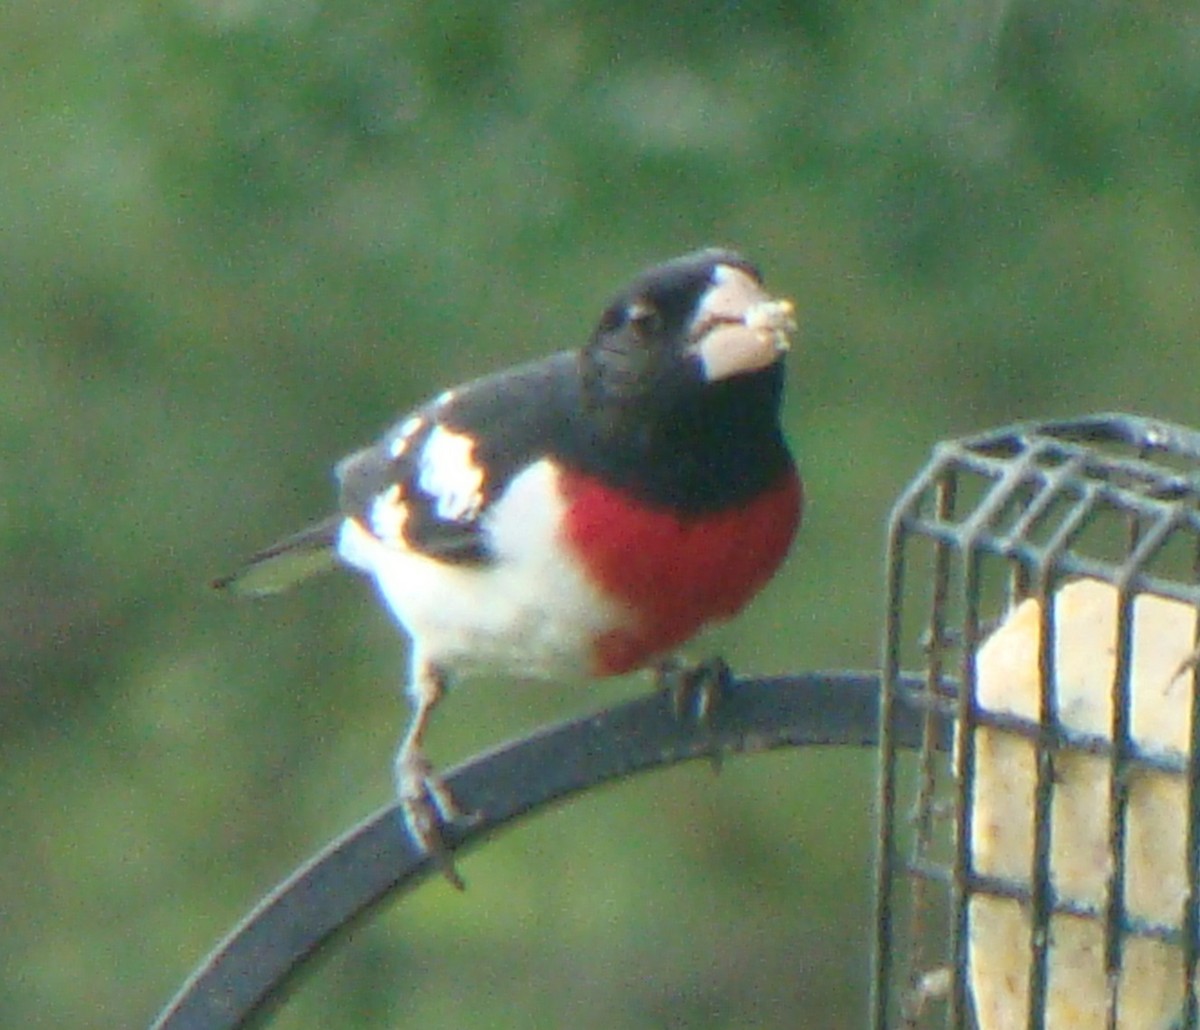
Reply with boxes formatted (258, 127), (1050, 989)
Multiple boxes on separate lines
(657, 655), (733, 722)
(655, 656), (733, 771)
(396, 751), (473, 890)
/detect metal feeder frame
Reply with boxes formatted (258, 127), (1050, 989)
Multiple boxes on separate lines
(873, 413), (1200, 1029)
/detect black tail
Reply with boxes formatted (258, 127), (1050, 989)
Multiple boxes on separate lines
(212, 515), (341, 597)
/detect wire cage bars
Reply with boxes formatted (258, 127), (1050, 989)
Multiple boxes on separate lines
(873, 413), (1200, 1030)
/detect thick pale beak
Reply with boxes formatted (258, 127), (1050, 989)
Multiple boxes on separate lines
(688, 264), (797, 382)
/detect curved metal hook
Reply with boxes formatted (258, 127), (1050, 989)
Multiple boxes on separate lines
(150, 671), (943, 1030)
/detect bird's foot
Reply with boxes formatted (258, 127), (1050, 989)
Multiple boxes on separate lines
(654, 656), (733, 771)
(395, 749), (472, 890)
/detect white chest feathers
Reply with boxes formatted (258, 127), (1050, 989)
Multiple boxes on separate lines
(336, 459), (628, 679)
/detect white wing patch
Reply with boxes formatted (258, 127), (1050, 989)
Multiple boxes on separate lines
(417, 425), (485, 522)
(387, 415), (425, 459)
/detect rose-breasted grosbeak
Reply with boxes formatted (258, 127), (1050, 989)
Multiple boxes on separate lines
(216, 248), (801, 884)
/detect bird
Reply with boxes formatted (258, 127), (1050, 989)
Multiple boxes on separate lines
(214, 248), (803, 886)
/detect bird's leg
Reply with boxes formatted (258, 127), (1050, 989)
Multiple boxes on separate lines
(655, 654), (733, 721)
(395, 660), (466, 890)
(654, 655), (733, 770)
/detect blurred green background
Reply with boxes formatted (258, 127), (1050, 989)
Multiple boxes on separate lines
(5, 2), (1200, 1027)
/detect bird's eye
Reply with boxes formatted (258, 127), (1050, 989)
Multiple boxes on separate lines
(627, 301), (660, 332)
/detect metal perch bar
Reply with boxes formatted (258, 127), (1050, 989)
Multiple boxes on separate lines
(150, 670), (943, 1030)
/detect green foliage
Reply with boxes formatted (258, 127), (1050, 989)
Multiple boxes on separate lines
(4, 1), (1200, 1026)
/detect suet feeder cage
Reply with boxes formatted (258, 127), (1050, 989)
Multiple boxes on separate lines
(874, 414), (1200, 1030)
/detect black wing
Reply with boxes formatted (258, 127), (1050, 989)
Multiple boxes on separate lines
(336, 351), (581, 566)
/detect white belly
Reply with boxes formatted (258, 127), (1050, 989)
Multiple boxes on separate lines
(336, 459), (629, 679)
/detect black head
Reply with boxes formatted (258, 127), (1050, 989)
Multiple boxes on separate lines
(581, 248), (795, 427)
(571, 248), (797, 511)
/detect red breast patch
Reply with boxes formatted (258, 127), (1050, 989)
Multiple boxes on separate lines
(557, 468), (803, 675)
